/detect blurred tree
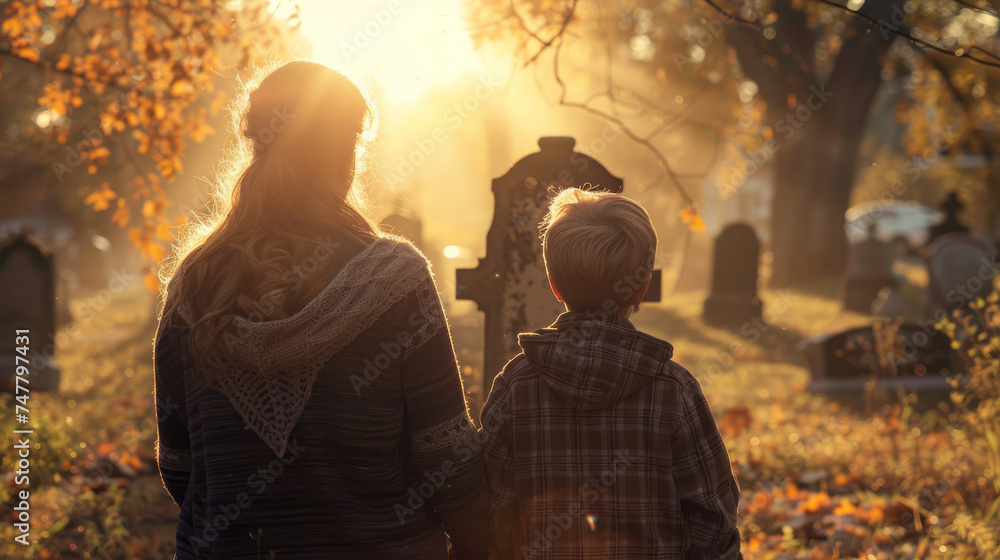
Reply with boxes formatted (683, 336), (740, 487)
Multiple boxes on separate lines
(904, 52), (1000, 238)
(470, 0), (1000, 287)
(723, 0), (897, 286)
(0, 0), (295, 288)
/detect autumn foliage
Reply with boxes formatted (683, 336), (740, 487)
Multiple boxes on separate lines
(1, 0), (296, 288)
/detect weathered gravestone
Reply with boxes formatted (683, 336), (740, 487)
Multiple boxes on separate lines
(380, 213), (424, 249)
(0, 234), (61, 392)
(923, 232), (996, 318)
(457, 136), (661, 395)
(803, 324), (955, 395)
(843, 226), (897, 313)
(703, 223), (762, 328)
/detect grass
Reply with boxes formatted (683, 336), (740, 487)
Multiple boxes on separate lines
(1, 280), (996, 558)
(634, 286), (998, 559)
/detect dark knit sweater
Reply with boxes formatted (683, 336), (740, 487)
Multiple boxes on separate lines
(154, 239), (489, 559)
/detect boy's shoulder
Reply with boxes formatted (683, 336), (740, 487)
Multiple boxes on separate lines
(656, 358), (699, 390)
(630, 325), (700, 390)
(498, 353), (535, 383)
(500, 343), (700, 393)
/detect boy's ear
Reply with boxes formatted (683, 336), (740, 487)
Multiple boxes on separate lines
(631, 276), (651, 307)
(548, 277), (565, 302)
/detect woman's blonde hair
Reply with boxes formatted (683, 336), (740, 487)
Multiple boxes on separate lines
(159, 61), (379, 384)
(540, 188), (657, 312)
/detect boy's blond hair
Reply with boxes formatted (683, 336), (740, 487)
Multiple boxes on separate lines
(540, 188), (657, 313)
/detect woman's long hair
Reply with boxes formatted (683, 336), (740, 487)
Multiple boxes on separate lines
(160, 61), (380, 385)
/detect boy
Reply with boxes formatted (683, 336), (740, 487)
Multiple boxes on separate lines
(481, 188), (741, 559)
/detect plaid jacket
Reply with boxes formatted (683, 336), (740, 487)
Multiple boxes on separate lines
(481, 311), (741, 559)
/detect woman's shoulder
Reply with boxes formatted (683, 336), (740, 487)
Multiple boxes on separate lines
(370, 234), (428, 262)
(361, 234), (435, 278)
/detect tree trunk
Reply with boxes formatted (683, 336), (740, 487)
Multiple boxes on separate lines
(728, 1), (894, 288)
(768, 74), (884, 287)
(769, 139), (850, 287)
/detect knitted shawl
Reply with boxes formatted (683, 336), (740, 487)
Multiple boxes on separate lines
(165, 237), (433, 456)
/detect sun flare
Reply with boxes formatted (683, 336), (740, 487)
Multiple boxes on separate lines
(278, 0), (484, 104)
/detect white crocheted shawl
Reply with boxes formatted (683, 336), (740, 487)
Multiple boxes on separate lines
(167, 237), (437, 456)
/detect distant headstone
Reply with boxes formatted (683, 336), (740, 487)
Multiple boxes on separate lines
(843, 227), (897, 313)
(380, 213), (424, 248)
(803, 324), (955, 394)
(927, 191), (969, 246)
(457, 136), (662, 396)
(923, 232), (996, 317)
(703, 223), (762, 327)
(0, 234), (61, 392)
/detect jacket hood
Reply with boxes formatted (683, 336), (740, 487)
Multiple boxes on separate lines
(165, 236), (432, 456)
(517, 311), (674, 410)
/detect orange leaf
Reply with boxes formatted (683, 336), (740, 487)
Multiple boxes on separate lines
(679, 206), (706, 232)
(801, 491), (831, 513)
(2, 18), (22, 36)
(833, 499), (856, 516)
(84, 182), (116, 211)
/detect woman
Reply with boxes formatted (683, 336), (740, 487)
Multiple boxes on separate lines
(154, 61), (489, 559)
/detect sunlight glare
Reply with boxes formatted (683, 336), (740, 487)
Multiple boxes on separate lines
(280, 0), (483, 104)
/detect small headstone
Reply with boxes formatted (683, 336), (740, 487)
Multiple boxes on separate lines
(843, 226), (897, 313)
(803, 324), (955, 394)
(923, 232), (996, 317)
(703, 223), (762, 327)
(457, 137), (662, 396)
(380, 213), (424, 249)
(927, 191), (969, 245)
(0, 234), (61, 392)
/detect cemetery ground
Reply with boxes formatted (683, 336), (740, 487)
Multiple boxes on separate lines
(0, 263), (997, 559)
